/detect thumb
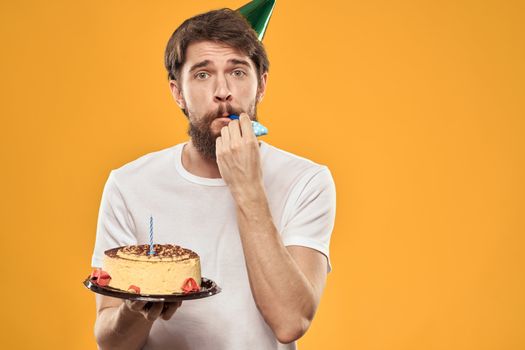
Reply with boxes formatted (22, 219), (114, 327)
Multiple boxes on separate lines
(125, 299), (148, 313)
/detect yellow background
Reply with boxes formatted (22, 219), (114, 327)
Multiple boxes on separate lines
(1, 0), (524, 349)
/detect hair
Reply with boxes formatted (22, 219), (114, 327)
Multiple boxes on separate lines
(164, 8), (269, 85)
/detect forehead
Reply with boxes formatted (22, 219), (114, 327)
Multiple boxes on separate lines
(184, 41), (254, 68)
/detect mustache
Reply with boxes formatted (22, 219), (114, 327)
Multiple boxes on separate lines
(203, 104), (243, 121)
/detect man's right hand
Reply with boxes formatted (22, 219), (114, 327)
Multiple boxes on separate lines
(95, 294), (183, 350)
(123, 300), (183, 322)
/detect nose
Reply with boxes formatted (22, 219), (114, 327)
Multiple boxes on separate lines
(213, 74), (232, 103)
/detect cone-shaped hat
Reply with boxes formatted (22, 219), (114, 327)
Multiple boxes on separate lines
(236, 0), (276, 41)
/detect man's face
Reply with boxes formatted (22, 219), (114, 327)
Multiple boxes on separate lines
(169, 40), (268, 160)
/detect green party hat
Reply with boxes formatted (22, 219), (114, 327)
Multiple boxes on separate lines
(236, 0), (276, 41)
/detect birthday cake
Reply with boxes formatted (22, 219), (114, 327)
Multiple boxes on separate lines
(92, 244), (201, 295)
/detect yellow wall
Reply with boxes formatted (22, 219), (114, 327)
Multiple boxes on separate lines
(1, 0), (524, 348)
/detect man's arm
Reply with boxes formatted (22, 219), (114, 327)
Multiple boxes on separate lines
(91, 171), (183, 349)
(216, 114), (335, 343)
(235, 193), (328, 344)
(94, 293), (181, 349)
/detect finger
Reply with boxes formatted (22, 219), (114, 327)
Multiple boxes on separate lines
(125, 299), (148, 313)
(239, 113), (255, 140)
(220, 125), (230, 145)
(145, 302), (165, 322)
(228, 118), (242, 141)
(215, 136), (223, 156)
(161, 301), (182, 320)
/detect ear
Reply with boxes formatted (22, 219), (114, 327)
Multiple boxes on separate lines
(257, 72), (268, 103)
(169, 80), (186, 109)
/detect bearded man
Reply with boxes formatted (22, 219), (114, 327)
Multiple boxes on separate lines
(91, 7), (336, 350)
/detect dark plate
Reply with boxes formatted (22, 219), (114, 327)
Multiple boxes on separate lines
(83, 276), (221, 302)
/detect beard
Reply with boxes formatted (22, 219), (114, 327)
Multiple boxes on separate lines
(185, 100), (258, 160)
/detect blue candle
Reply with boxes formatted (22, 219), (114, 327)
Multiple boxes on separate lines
(149, 215), (154, 256)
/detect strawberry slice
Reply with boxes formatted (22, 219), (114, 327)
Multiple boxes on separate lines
(95, 270), (111, 287)
(89, 268), (111, 286)
(128, 285), (141, 294)
(90, 269), (101, 281)
(181, 278), (200, 293)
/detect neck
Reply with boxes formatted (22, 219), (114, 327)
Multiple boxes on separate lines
(182, 139), (222, 179)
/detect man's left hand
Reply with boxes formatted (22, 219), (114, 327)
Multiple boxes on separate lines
(215, 113), (264, 201)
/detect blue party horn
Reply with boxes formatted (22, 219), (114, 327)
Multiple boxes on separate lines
(229, 114), (268, 136)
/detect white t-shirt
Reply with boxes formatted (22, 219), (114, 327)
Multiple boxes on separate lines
(91, 140), (336, 350)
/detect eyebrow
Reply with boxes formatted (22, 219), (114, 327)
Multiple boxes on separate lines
(188, 60), (211, 73)
(228, 59), (251, 68)
(188, 58), (252, 73)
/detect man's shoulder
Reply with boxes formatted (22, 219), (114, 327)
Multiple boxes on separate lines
(111, 143), (182, 181)
(261, 141), (329, 178)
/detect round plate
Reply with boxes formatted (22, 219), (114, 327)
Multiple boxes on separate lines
(83, 276), (221, 302)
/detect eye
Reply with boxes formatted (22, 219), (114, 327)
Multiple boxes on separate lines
(232, 69), (246, 78)
(195, 72), (210, 80)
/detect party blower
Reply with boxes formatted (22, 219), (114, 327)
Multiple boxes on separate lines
(228, 115), (268, 136)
